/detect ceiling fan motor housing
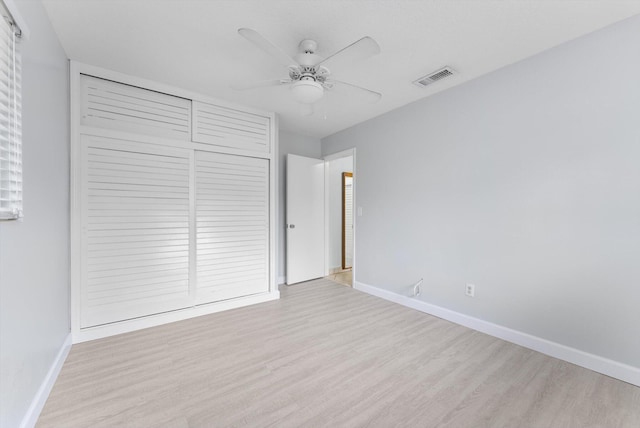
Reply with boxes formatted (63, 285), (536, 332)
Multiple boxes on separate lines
(299, 39), (318, 53)
(295, 39), (323, 68)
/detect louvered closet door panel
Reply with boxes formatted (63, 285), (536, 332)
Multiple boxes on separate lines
(81, 135), (193, 328)
(193, 101), (270, 153)
(81, 75), (191, 140)
(195, 151), (269, 303)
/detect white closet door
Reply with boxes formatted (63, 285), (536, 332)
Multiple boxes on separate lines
(192, 101), (271, 153)
(81, 135), (193, 327)
(81, 75), (192, 140)
(195, 151), (269, 303)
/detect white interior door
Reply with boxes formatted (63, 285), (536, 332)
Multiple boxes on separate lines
(286, 154), (325, 284)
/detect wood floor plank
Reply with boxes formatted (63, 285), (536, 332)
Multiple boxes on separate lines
(37, 279), (640, 427)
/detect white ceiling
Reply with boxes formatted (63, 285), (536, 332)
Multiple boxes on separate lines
(42, 0), (640, 138)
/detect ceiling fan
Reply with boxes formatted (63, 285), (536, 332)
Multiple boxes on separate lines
(234, 28), (382, 115)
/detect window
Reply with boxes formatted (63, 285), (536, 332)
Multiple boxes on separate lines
(0, 0), (22, 220)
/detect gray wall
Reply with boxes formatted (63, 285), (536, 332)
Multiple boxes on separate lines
(0, 1), (70, 426)
(322, 15), (640, 368)
(277, 130), (322, 282)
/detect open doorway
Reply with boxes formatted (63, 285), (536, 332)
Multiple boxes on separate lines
(342, 172), (353, 270)
(324, 150), (354, 287)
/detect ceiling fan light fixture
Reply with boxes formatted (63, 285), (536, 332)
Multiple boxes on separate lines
(291, 79), (324, 104)
(299, 103), (314, 116)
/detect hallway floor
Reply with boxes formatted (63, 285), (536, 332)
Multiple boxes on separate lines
(326, 269), (352, 287)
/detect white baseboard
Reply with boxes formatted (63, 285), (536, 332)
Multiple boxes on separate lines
(354, 281), (640, 387)
(20, 333), (72, 428)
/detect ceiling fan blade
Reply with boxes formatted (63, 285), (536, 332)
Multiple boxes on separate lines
(238, 28), (299, 68)
(325, 79), (382, 104)
(315, 36), (380, 71)
(231, 79), (292, 91)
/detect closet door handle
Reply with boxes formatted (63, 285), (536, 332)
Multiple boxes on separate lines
(288, 224), (296, 229)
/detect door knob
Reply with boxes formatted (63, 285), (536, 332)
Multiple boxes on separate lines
(288, 224), (295, 229)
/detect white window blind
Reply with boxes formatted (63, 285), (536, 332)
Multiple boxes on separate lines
(0, 1), (22, 220)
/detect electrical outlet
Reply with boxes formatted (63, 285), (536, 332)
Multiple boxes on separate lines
(413, 284), (421, 297)
(465, 283), (475, 297)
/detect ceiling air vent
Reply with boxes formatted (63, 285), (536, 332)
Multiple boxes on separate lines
(413, 66), (456, 88)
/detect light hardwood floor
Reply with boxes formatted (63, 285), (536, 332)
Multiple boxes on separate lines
(38, 279), (640, 427)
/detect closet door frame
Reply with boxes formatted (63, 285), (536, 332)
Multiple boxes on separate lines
(70, 62), (278, 343)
